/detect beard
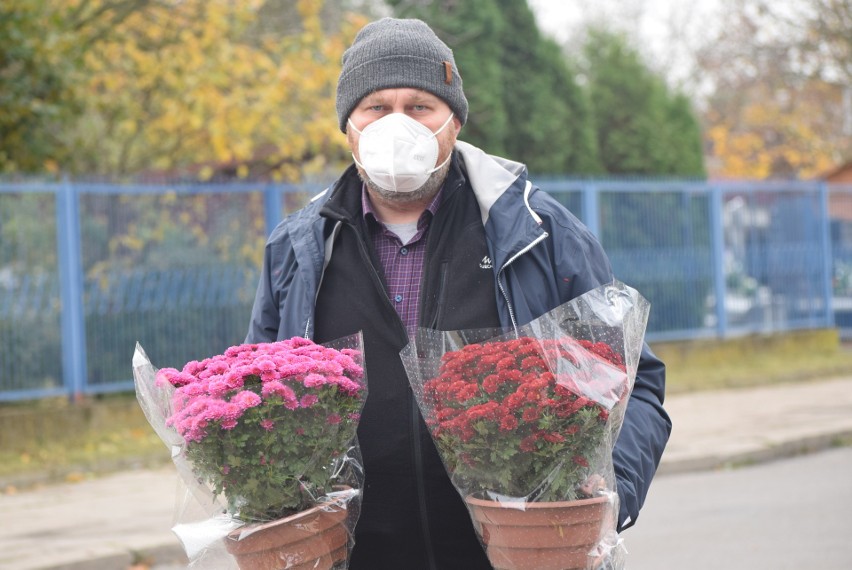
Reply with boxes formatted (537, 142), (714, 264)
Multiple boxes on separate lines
(356, 155), (452, 204)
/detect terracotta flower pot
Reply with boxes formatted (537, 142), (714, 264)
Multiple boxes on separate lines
(223, 503), (349, 570)
(465, 494), (610, 570)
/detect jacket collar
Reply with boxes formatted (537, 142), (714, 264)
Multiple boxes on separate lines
(319, 153), (469, 225)
(453, 141), (547, 269)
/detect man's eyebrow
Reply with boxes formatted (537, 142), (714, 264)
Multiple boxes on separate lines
(361, 90), (439, 105)
(362, 92), (389, 105)
(408, 90), (439, 103)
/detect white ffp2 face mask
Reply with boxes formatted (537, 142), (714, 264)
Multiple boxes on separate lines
(349, 112), (454, 193)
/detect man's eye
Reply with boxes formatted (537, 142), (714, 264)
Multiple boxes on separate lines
(370, 105), (385, 112)
(412, 105), (427, 112)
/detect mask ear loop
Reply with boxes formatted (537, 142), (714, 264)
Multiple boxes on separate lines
(347, 118), (364, 136)
(426, 150), (452, 175)
(347, 119), (369, 175)
(432, 112), (455, 137)
(427, 113), (455, 173)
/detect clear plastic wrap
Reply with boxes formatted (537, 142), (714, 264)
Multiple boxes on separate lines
(133, 334), (367, 569)
(400, 281), (649, 570)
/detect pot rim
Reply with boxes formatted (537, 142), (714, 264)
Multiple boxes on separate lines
(464, 493), (611, 510)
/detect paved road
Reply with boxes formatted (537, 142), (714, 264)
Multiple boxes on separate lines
(623, 447), (852, 570)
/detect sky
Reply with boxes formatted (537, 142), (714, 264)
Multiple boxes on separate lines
(527, 0), (725, 89)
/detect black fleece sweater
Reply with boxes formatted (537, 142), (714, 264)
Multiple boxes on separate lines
(314, 159), (500, 569)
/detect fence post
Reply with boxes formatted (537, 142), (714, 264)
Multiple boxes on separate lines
(56, 177), (87, 400)
(581, 183), (600, 238)
(263, 184), (282, 238)
(709, 185), (728, 338)
(819, 181), (835, 328)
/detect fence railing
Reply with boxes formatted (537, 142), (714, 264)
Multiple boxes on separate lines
(1, 178), (847, 401)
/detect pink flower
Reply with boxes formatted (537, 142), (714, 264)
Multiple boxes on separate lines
(303, 373), (328, 388)
(260, 370), (279, 382)
(256, 357), (276, 370)
(231, 390), (262, 410)
(207, 360), (229, 375)
(155, 368), (182, 387)
(327, 414), (342, 425)
(260, 419), (275, 431)
(262, 381), (298, 410)
(300, 394), (319, 408)
(207, 377), (231, 398)
(181, 360), (203, 375)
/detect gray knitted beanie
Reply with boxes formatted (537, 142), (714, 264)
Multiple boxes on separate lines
(336, 18), (468, 132)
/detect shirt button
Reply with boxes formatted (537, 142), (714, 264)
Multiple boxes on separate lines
(400, 247), (408, 255)
(394, 295), (403, 303)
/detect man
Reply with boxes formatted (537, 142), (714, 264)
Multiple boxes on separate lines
(246, 17), (671, 569)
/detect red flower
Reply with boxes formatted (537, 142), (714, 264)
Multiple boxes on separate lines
(500, 414), (519, 432)
(519, 434), (538, 452)
(542, 432), (564, 444)
(521, 407), (540, 422)
(504, 392), (526, 411)
(482, 374), (502, 394)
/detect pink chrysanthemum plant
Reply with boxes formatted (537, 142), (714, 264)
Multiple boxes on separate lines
(152, 336), (367, 523)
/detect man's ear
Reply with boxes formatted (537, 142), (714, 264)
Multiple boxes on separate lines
(452, 116), (462, 135)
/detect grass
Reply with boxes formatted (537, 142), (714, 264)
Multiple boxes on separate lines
(0, 395), (169, 490)
(3, 328), (852, 490)
(655, 328), (852, 393)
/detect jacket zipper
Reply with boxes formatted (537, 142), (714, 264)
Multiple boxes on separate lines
(427, 262), (449, 330)
(497, 231), (549, 333)
(496, 180), (548, 333)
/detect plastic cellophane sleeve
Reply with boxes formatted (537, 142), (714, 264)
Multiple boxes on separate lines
(132, 332), (368, 569)
(401, 280), (650, 570)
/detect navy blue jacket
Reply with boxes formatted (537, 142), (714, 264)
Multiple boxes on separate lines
(246, 141), (672, 534)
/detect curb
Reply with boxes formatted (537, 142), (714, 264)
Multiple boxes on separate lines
(656, 428), (852, 475)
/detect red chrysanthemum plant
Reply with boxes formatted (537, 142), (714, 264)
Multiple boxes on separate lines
(419, 336), (629, 502)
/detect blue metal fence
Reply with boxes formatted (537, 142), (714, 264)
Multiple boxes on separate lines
(0, 178), (844, 401)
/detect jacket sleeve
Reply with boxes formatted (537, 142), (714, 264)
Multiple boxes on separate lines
(245, 221), (296, 344)
(613, 343), (671, 530)
(245, 237), (281, 344)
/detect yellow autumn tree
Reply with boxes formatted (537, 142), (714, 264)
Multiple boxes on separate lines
(696, 0), (847, 180)
(63, 0), (366, 180)
(704, 81), (841, 179)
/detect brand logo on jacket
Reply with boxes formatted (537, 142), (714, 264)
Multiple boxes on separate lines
(479, 256), (493, 269)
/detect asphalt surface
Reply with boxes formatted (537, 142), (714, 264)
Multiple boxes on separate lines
(3, 376), (852, 570)
(624, 446), (852, 569)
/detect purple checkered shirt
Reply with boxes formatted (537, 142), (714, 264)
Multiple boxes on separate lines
(362, 186), (443, 333)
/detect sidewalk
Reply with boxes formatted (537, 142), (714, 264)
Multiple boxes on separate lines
(3, 377), (852, 570)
